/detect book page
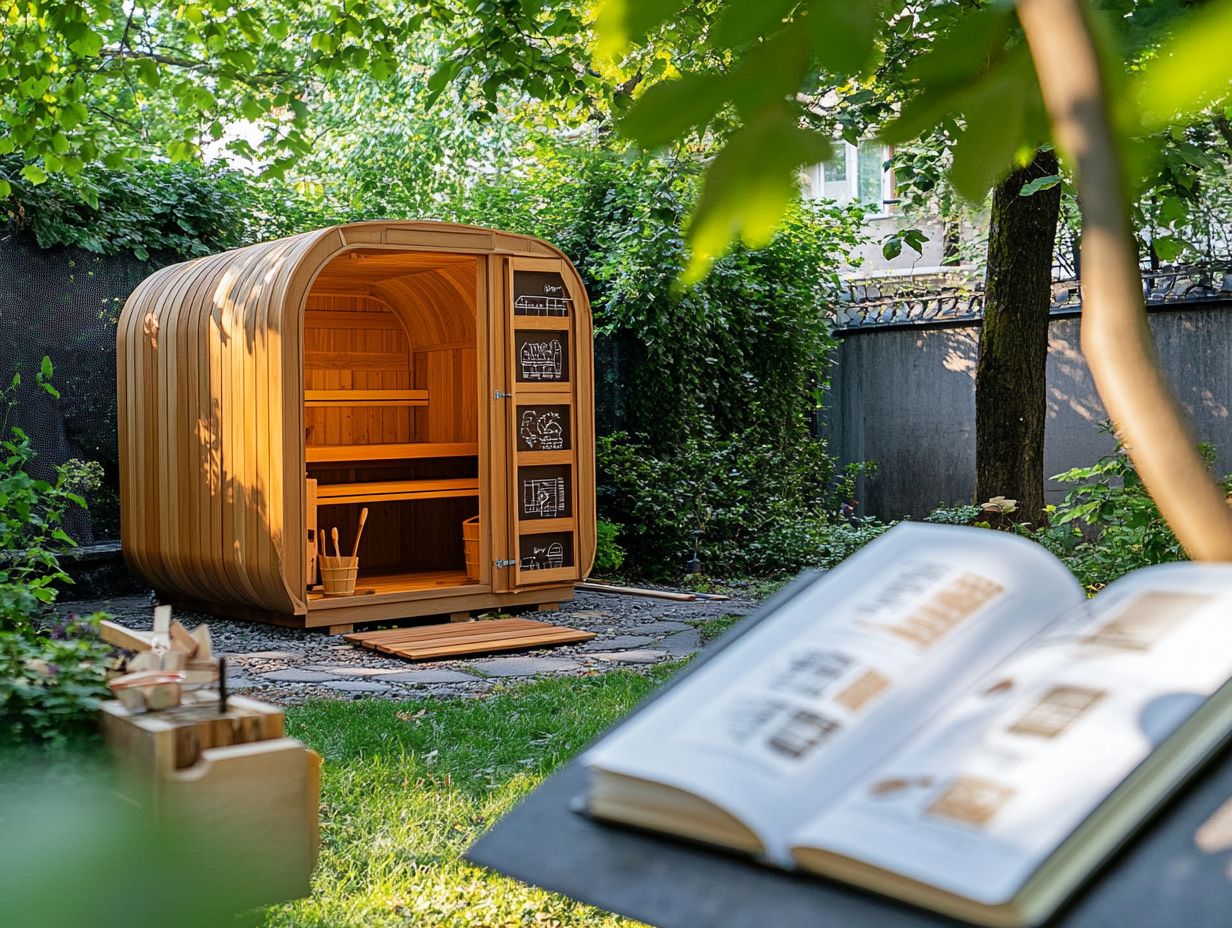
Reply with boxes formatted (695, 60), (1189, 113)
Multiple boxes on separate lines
(583, 523), (1084, 864)
(794, 562), (1232, 905)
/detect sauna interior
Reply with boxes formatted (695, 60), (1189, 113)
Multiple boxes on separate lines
(303, 249), (480, 601)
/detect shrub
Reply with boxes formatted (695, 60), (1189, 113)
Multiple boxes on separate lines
(923, 504), (982, 526)
(592, 519), (626, 575)
(1031, 428), (1228, 593)
(600, 429), (878, 577)
(0, 612), (114, 747)
(1, 360), (112, 745)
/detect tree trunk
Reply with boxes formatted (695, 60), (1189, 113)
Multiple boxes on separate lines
(974, 148), (1061, 524)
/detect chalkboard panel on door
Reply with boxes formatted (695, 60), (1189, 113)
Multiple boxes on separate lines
(506, 256), (581, 587)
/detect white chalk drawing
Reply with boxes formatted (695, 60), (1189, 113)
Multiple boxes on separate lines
(523, 476), (567, 518)
(514, 294), (571, 316)
(519, 409), (566, 450)
(519, 338), (563, 380)
(522, 542), (566, 571)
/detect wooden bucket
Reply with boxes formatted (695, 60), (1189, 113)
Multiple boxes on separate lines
(320, 556), (358, 596)
(462, 516), (480, 581)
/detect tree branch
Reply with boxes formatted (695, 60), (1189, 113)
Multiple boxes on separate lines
(1018, 0), (1232, 559)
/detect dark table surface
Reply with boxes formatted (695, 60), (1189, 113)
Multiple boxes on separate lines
(467, 748), (1232, 928)
(469, 573), (1232, 928)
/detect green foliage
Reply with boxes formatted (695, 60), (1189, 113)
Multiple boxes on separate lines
(924, 504), (982, 526)
(0, 612), (114, 747)
(1, 359), (95, 636)
(1032, 430), (1229, 592)
(1, 157), (250, 257)
(593, 519), (627, 575)
(0, 359), (112, 746)
(599, 430), (879, 577)
(0, 0), (422, 185)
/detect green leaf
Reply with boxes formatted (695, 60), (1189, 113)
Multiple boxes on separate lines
(1151, 235), (1185, 262)
(596, 0), (690, 58)
(619, 72), (731, 148)
(19, 164), (47, 185)
(39, 356), (53, 381)
(1019, 174), (1060, 197)
(950, 58), (1031, 202)
(903, 4), (1014, 88)
(0, 179), (10, 199)
(713, 0), (798, 49)
(807, 0), (880, 75)
(684, 113), (831, 282)
(1137, 0), (1232, 127)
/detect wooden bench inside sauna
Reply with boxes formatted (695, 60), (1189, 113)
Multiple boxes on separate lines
(118, 222), (595, 631)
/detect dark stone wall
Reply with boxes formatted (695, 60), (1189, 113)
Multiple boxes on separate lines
(825, 304), (1232, 519)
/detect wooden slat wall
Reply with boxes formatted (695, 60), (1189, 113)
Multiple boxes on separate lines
(117, 220), (595, 622)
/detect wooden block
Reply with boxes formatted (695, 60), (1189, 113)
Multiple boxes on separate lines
(161, 739), (321, 907)
(450, 611), (472, 623)
(101, 695), (285, 775)
(537, 602), (561, 613)
(100, 619), (153, 652)
(327, 624), (354, 635)
(169, 620), (199, 656)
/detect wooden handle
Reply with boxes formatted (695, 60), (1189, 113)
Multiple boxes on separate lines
(331, 526), (341, 559)
(351, 507), (368, 558)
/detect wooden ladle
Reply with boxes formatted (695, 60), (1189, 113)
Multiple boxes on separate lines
(351, 507), (369, 558)
(331, 526), (341, 559)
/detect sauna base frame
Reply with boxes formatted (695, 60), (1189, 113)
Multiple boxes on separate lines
(163, 584), (577, 630)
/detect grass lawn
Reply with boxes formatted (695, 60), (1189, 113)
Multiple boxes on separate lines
(266, 664), (682, 928)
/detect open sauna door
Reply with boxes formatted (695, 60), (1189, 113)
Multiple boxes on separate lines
(497, 256), (584, 591)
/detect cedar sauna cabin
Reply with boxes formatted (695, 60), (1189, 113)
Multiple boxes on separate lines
(117, 221), (595, 631)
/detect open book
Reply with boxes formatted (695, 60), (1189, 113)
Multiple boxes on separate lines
(581, 523), (1232, 927)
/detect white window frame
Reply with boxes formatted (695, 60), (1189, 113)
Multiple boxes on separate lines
(805, 142), (895, 218)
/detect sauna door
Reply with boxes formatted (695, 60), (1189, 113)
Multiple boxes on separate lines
(502, 257), (582, 588)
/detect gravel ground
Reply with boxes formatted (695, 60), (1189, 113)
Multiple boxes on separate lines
(60, 590), (755, 705)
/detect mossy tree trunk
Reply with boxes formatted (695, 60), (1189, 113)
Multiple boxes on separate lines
(974, 148), (1062, 524)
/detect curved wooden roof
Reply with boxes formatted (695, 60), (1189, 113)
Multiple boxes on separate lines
(118, 221), (590, 617)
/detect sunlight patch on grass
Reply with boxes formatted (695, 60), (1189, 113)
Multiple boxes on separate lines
(266, 669), (676, 928)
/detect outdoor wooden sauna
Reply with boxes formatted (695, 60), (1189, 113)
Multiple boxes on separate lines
(117, 221), (595, 631)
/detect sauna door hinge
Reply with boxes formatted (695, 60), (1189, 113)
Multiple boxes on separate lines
(495, 559), (517, 569)
(493, 390), (512, 400)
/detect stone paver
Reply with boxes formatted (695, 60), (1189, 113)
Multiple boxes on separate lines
(234, 650), (305, 660)
(378, 669), (481, 684)
(323, 680), (392, 693)
(303, 664), (399, 677)
(629, 620), (692, 634)
(579, 635), (655, 651)
(63, 587), (755, 704)
(584, 649), (668, 664)
(657, 628), (702, 657)
(467, 657), (582, 677)
(260, 669), (341, 683)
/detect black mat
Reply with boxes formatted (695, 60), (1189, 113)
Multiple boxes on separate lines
(467, 574), (1232, 927)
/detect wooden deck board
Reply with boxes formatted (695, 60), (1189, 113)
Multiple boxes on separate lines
(344, 617), (594, 661)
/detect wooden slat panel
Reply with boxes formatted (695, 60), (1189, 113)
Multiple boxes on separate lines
(304, 351), (408, 371)
(305, 389), (428, 408)
(305, 442), (478, 463)
(304, 310), (403, 329)
(344, 617), (593, 660)
(315, 477), (479, 505)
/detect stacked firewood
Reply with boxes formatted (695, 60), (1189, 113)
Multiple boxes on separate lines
(104, 605), (222, 712)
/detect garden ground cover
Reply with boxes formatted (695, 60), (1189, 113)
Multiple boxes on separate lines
(263, 664), (701, 928)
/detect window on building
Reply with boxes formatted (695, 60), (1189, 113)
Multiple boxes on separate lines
(803, 141), (894, 213)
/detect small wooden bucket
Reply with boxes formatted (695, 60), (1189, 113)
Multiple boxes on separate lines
(320, 556), (359, 596)
(462, 516), (480, 581)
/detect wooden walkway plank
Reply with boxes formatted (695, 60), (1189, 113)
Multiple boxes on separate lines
(343, 618), (594, 661)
